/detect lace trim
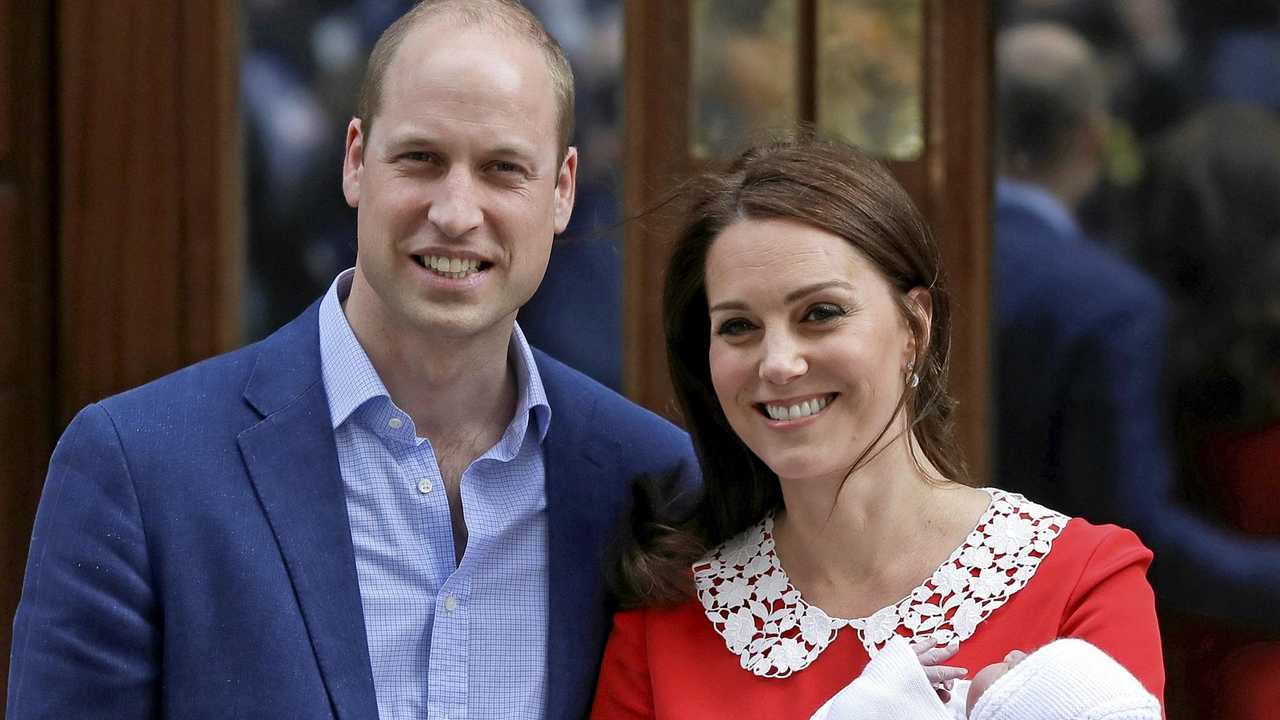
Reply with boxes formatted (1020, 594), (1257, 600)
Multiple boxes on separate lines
(691, 489), (1068, 678)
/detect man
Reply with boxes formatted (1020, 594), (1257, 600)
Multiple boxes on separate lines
(992, 22), (1168, 519)
(994, 23), (1280, 630)
(7, 2), (695, 718)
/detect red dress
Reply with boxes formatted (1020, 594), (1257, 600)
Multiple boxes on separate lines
(591, 490), (1164, 719)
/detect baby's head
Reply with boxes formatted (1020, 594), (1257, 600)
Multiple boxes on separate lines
(966, 639), (1160, 720)
(966, 650), (1026, 716)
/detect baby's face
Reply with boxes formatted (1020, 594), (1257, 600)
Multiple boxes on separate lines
(966, 650), (1027, 716)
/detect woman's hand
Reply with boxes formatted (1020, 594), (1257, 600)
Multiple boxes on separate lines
(911, 637), (968, 704)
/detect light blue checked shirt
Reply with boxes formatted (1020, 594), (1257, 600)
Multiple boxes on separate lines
(319, 269), (551, 720)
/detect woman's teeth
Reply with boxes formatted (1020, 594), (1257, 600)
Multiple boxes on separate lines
(421, 255), (482, 279)
(764, 395), (832, 421)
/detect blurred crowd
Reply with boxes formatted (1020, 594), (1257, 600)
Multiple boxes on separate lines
(241, 1), (1280, 716)
(993, 2), (1280, 718)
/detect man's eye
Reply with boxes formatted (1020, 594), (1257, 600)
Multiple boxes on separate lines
(401, 151), (439, 164)
(490, 161), (525, 175)
(803, 303), (847, 322)
(715, 318), (757, 337)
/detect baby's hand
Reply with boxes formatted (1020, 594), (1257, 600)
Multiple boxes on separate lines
(911, 637), (967, 704)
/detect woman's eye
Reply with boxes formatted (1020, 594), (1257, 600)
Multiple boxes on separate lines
(803, 303), (847, 322)
(715, 318), (757, 337)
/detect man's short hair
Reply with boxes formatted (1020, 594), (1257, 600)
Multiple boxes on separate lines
(996, 23), (1105, 176)
(356, 0), (575, 156)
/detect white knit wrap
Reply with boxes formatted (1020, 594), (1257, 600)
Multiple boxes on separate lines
(969, 639), (1161, 720)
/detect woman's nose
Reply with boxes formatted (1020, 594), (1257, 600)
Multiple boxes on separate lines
(758, 332), (807, 385)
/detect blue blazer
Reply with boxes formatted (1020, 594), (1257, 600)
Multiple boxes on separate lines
(994, 182), (1280, 630)
(8, 302), (697, 719)
(994, 184), (1171, 519)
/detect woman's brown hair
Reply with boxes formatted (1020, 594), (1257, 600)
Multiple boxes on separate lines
(610, 133), (967, 607)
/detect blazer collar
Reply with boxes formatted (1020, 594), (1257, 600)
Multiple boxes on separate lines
(243, 300), (325, 418)
(239, 301), (379, 720)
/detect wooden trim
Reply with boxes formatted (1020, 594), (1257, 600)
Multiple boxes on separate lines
(1, 0), (241, 692)
(925, 0), (993, 484)
(178, 2), (243, 358)
(798, 0), (817, 123)
(56, 2), (242, 423)
(623, 0), (691, 421)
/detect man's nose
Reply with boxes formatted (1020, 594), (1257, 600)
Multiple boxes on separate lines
(758, 331), (807, 385)
(427, 168), (483, 239)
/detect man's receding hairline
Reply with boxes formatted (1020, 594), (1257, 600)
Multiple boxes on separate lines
(359, 0), (574, 153)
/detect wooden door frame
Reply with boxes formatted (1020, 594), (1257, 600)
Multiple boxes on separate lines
(0, 1), (241, 699)
(1, 0), (56, 705)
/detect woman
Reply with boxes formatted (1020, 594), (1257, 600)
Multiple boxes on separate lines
(591, 136), (1164, 717)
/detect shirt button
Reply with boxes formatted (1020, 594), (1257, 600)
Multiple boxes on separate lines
(417, 478), (433, 494)
(388, 417), (403, 430)
(444, 594), (459, 612)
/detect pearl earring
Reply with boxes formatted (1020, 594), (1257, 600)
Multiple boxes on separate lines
(905, 360), (920, 388)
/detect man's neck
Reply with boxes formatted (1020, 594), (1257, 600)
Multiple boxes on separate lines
(342, 284), (518, 446)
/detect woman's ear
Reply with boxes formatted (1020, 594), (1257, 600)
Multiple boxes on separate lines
(904, 287), (934, 362)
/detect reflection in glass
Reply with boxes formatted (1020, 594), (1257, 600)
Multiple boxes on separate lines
(817, 0), (923, 159)
(691, 0), (798, 158)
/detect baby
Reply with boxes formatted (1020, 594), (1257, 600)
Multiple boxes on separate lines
(811, 636), (1160, 720)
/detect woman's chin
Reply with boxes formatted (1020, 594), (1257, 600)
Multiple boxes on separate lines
(764, 458), (845, 488)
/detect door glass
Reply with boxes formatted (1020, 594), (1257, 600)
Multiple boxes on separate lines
(690, 0), (799, 158)
(817, 0), (924, 159)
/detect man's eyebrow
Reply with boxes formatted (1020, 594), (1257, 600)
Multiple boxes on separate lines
(383, 133), (436, 150)
(383, 135), (540, 163)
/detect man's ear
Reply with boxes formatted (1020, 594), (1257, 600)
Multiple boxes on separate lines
(553, 146), (578, 235)
(342, 118), (365, 209)
(905, 286), (934, 362)
(1076, 111), (1111, 166)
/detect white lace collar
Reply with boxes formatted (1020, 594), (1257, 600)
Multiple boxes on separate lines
(691, 489), (1068, 678)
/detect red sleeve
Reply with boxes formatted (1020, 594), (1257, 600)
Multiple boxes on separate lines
(1059, 524), (1165, 703)
(591, 609), (655, 719)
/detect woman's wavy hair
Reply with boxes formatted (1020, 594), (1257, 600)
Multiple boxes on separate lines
(610, 133), (967, 607)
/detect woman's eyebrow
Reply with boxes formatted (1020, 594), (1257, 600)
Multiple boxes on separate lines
(784, 280), (854, 303)
(708, 300), (748, 314)
(709, 280), (854, 314)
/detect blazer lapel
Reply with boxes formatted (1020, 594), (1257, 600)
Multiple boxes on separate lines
(238, 304), (379, 720)
(539, 353), (623, 720)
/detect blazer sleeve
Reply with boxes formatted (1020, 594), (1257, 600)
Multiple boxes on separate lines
(7, 404), (160, 719)
(1058, 525), (1164, 703)
(590, 609), (655, 719)
(1058, 294), (1169, 532)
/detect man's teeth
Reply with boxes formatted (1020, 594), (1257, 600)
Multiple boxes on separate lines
(765, 395), (832, 421)
(423, 255), (481, 279)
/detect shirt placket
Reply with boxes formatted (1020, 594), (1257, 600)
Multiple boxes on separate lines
(428, 573), (471, 720)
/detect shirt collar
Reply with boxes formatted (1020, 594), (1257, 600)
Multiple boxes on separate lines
(318, 268), (551, 443)
(996, 177), (1080, 240)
